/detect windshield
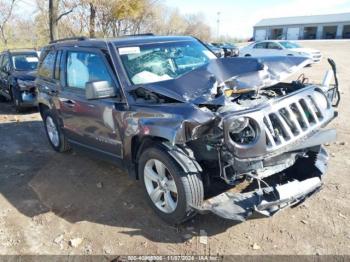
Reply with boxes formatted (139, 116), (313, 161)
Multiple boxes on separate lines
(12, 54), (38, 71)
(279, 41), (301, 49)
(118, 40), (216, 85)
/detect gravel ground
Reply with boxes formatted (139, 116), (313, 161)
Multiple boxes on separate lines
(0, 41), (349, 256)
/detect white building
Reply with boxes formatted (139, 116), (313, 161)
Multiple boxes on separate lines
(254, 13), (350, 41)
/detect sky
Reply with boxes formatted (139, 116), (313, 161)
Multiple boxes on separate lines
(165, 0), (350, 38)
(16, 0), (350, 39)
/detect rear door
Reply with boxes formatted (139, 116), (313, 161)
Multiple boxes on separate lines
(36, 49), (59, 101)
(58, 48), (124, 158)
(251, 42), (268, 56)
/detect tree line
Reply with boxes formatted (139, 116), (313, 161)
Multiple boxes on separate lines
(0, 0), (213, 49)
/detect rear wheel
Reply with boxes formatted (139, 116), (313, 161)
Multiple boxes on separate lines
(139, 146), (204, 224)
(245, 54), (251, 57)
(43, 110), (71, 152)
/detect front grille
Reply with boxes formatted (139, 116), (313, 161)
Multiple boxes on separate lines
(263, 90), (331, 151)
(223, 86), (335, 159)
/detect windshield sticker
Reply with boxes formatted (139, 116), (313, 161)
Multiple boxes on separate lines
(26, 57), (39, 62)
(118, 47), (141, 55)
(203, 50), (217, 59)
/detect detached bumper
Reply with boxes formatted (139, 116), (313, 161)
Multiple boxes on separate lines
(194, 146), (328, 221)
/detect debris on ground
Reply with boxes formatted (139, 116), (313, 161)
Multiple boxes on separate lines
(339, 213), (346, 219)
(123, 202), (134, 209)
(252, 243), (261, 250)
(96, 182), (103, 188)
(199, 230), (208, 245)
(53, 234), (64, 244)
(300, 220), (308, 224)
(69, 237), (83, 248)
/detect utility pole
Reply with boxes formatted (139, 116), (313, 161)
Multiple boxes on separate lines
(216, 11), (221, 40)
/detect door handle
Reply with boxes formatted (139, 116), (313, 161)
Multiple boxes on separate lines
(62, 99), (76, 108)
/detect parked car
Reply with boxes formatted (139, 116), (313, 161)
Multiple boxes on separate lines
(239, 40), (322, 63)
(211, 42), (239, 57)
(36, 35), (339, 224)
(0, 49), (39, 111)
(205, 43), (224, 57)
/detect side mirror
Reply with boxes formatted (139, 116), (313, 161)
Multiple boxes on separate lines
(85, 81), (117, 100)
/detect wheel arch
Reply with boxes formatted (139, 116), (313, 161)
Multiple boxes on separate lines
(129, 135), (202, 180)
(38, 102), (50, 119)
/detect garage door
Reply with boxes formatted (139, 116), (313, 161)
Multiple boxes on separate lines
(255, 29), (266, 41)
(287, 27), (300, 40)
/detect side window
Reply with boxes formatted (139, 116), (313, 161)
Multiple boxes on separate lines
(66, 51), (114, 90)
(254, 42), (267, 49)
(267, 42), (282, 50)
(54, 50), (63, 80)
(38, 50), (56, 79)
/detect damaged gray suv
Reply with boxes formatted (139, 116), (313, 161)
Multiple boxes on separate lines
(36, 35), (340, 224)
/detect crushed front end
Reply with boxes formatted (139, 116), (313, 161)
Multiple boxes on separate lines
(189, 61), (340, 221)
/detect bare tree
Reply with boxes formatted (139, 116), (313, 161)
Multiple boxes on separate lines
(0, 0), (17, 46)
(88, 2), (96, 37)
(49, 0), (76, 41)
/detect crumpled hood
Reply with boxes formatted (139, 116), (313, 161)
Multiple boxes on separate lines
(11, 70), (37, 81)
(131, 56), (312, 105)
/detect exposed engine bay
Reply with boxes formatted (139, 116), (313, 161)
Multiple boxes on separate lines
(128, 55), (340, 221)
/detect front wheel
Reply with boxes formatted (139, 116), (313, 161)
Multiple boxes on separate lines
(139, 146), (204, 224)
(43, 110), (71, 152)
(11, 86), (24, 113)
(244, 54), (251, 57)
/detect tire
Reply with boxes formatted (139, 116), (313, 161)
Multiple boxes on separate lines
(138, 145), (204, 224)
(245, 54), (251, 57)
(0, 94), (7, 102)
(11, 86), (25, 113)
(43, 110), (71, 153)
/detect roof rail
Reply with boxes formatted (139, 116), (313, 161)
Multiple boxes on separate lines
(50, 36), (88, 44)
(120, 33), (155, 37)
(4, 48), (37, 52)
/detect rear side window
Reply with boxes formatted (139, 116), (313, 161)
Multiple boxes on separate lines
(1, 55), (10, 71)
(267, 42), (282, 50)
(38, 50), (56, 79)
(254, 42), (267, 49)
(66, 51), (114, 89)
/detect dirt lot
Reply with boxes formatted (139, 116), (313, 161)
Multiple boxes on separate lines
(0, 41), (349, 256)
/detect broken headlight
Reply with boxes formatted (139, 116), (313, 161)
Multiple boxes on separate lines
(229, 117), (259, 145)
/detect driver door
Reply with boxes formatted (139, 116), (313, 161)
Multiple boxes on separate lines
(59, 48), (124, 158)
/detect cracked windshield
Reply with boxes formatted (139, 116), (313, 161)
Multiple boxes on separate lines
(118, 40), (216, 85)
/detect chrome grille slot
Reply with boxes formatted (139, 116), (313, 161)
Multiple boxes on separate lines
(263, 87), (334, 151)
